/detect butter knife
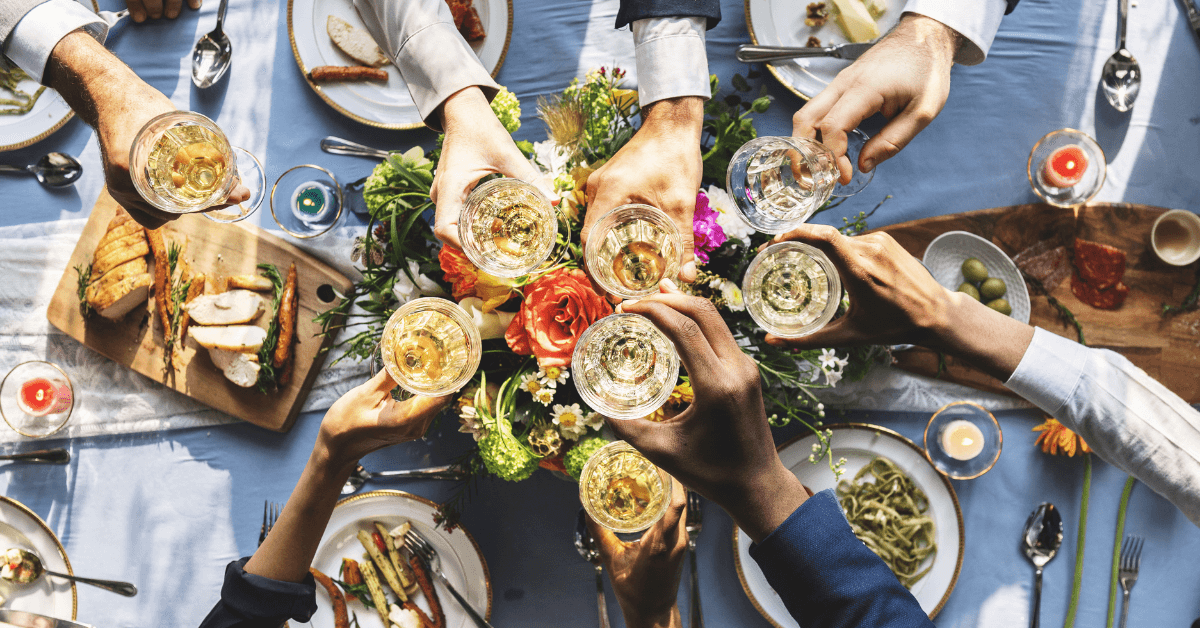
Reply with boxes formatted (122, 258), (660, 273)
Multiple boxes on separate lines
(0, 609), (95, 628)
(1180, 0), (1200, 51)
(736, 42), (874, 63)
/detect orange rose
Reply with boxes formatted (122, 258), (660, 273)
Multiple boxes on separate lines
(505, 268), (612, 367)
(438, 245), (516, 312)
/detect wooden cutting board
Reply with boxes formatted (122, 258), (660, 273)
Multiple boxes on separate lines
(876, 202), (1200, 403)
(46, 190), (353, 432)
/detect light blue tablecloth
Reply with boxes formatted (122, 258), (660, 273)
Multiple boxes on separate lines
(3, 0), (1200, 626)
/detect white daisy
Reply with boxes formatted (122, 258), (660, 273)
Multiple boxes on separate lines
(583, 411), (604, 431)
(552, 403), (588, 440)
(538, 366), (570, 388)
(706, 184), (754, 241)
(534, 387), (555, 406)
(520, 372), (544, 396)
(720, 281), (746, 312)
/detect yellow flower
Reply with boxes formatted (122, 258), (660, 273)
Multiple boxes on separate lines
(609, 88), (637, 114)
(1032, 417), (1091, 457)
(644, 382), (694, 422)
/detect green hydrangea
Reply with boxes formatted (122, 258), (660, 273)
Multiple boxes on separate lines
(490, 87), (522, 134)
(363, 146), (433, 214)
(478, 416), (538, 482)
(564, 436), (609, 481)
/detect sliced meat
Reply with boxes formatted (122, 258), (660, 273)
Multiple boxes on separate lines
(1016, 245), (1069, 292)
(85, 258), (148, 305)
(1074, 238), (1126, 290)
(208, 348), (261, 387)
(188, 325), (267, 353)
(228, 275), (274, 291)
(1071, 272), (1129, 310)
(459, 2), (485, 40)
(93, 275), (154, 320)
(184, 290), (265, 326)
(93, 237), (150, 278)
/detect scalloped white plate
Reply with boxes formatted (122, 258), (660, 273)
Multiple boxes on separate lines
(922, 230), (1031, 324)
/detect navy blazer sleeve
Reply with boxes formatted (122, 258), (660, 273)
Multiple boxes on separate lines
(1006, 0), (1019, 14)
(749, 490), (934, 628)
(615, 0), (721, 30)
(198, 558), (318, 628)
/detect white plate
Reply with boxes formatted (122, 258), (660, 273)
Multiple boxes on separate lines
(287, 0), (512, 129)
(734, 424), (963, 626)
(922, 230), (1032, 324)
(0, 0), (98, 151)
(311, 490), (491, 628)
(0, 497), (76, 620)
(744, 0), (903, 100)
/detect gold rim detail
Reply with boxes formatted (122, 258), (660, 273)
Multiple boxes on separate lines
(923, 401), (1004, 480)
(0, 496), (76, 620)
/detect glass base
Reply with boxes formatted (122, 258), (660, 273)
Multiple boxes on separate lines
(1027, 129), (1106, 208)
(204, 146), (265, 223)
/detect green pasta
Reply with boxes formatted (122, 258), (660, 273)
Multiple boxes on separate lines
(836, 457), (937, 588)
(0, 64), (45, 115)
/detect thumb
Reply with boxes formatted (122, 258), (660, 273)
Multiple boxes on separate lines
(605, 418), (674, 464)
(431, 170), (475, 249)
(380, 392), (453, 427)
(585, 509), (622, 556)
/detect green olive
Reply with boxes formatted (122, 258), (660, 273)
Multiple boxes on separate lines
(957, 282), (981, 301)
(961, 258), (989, 283)
(986, 298), (1013, 316)
(980, 277), (1007, 301)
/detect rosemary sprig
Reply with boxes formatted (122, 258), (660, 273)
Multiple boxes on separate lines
(162, 243), (183, 375)
(255, 264), (286, 392)
(1022, 271), (1086, 345)
(1162, 266), (1200, 315)
(74, 263), (93, 318)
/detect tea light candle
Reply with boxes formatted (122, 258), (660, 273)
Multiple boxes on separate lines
(940, 419), (985, 461)
(1042, 144), (1089, 188)
(291, 182), (329, 218)
(17, 377), (71, 417)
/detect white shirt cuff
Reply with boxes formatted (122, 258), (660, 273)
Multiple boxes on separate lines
(632, 17), (710, 106)
(1004, 326), (1089, 416)
(4, 0), (109, 83)
(901, 0), (1006, 66)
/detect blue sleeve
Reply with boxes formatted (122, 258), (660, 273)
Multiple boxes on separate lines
(749, 490), (934, 628)
(197, 558), (318, 628)
(615, 0), (721, 29)
(1006, 0), (1019, 14)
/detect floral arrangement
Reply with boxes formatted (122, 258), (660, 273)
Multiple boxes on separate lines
(318, 69), (887, 527)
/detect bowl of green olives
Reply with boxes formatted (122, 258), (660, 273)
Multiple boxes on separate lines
(921, 231), (1030, 324)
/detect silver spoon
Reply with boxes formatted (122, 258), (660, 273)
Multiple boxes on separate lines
(1100, 0), (1140, 112)
(341, 463), (469, 495)
(191, 0), (232, 89)
(1, 548), (137, 597)
(575, 509), (611, 628)
(1022, 503), (1063, 628)
(0, 153), (82, 188)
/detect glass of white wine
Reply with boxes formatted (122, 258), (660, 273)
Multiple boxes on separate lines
(584, 204), (681, 299)
(579, 440), (673, 534)
(726, 130), (873, 234)
(459, 178), (558, 278)
(743, 241), (842, 338)
(379, 297), (482, 397)
(572, 313), (679, 420)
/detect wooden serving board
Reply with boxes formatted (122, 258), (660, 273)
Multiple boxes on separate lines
(876, 203), (1200, 403)
(46, 190), (353, 432)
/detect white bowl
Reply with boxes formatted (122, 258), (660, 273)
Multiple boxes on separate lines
(1151, 209), (1200, 266)
(922, 231), (1031, 324)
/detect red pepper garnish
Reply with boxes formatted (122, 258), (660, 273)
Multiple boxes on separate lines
(372, 531), (386, 553)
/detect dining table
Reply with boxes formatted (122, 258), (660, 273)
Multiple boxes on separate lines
(3, 0), (1200, 626)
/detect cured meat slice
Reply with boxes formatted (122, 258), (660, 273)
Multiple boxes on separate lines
(1074, 238), (1126, 290)
(1071, 272), (1129, 310)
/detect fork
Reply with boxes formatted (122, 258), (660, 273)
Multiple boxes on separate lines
(404, 529), (494, 628)
(259, 501), (281, 547)
(1118, 535), (1143, 628)
(685, 490), (704, 628)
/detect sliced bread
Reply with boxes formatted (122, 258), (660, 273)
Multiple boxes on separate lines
(327, 15), (389, 68)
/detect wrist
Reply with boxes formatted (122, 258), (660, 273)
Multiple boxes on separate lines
(723, 462), (809, 543)
(438, 85), (491, 134)
(619, 600), (680, 628)
(896, 13), (963, 62)
(925, 290), (1035, 381)
(640, 96), (704, 138)
(311, 433), (360, 479)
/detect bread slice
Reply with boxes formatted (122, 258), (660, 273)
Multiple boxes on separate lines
(184, 290), (264, 326)
(228, 274), (274, 291)
(327, 15), (389, 68)
(188, 325), (267, 353)
(93, 274), (154, 320)
(85, 258), (148, 305)
(209, 348), (261, 388)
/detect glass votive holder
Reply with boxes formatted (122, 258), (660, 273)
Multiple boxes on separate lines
(743, 241), (842, 338)
(270, 164), (344, 238)
(923, 401), (1002, 480)
(0, 361), (75, 438)
(572, 313), (679, 420)
(203, 146), (265, 223)
(579, 440), (673, 534)
(1027, 129), (1106, 208)
(584, 204), (681, 299)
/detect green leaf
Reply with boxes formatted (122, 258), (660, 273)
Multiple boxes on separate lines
(732, 73), (751, 92)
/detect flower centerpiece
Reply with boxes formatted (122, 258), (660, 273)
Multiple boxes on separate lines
(318, 69), (887, 527)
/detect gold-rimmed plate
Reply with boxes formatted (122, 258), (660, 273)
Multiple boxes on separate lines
(311, 490), (491, 628)
(287, 0), (512, 129)
(744, 0), (903, 101)
(0, 496), (76, 620)
(733, 424), (963, 625)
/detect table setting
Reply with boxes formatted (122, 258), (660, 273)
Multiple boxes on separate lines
(2, 0), (1200, 627)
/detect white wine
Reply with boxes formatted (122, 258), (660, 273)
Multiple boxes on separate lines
(579, 441), (672, 533)
(573, 313), (679, 420)
(460, 179), (556, 278)
(147, 125), (232, 208)
(380, 298), (481, 396)
(586, 204), (680, 299)
(744, 242), (841, 337)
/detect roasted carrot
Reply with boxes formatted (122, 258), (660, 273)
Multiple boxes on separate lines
(310, 567), (349, 628)
(309, 66), (388, 82)
(409, 556), (444, 628)
(273, 263), (297, 375)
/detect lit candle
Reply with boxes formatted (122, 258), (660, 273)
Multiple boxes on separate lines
(940, 419), (985, 461)
(291, 182), (329, 218)
(1042, 144), (1088, 188)
(17, 377), (71, 417)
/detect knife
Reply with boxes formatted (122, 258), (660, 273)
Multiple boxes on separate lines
(1180, 0), (1200, 51)
(0, 609), (95, 628)
(736, 42), (874, 64)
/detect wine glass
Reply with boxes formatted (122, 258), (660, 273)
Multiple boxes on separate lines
(726, 130), (873, 234)
(584, 204), (681, 299)
(378, 297), (482, 397)
(579, 440), (673, 534)
(459, 178), (557, 278)
(269, 165), (344, 238)
(572, 313), (679, 420)
(0, 361), (74, 438)
(742, 241), (842, 337)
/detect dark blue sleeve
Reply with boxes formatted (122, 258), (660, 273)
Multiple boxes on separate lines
(615, 0), (721, 30)
(1006, 0), (1019, 15)
(197, 558), (318, 628)
(749, 490), (934, 628)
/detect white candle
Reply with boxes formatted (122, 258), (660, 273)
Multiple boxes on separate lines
(940, 420), (985, 461)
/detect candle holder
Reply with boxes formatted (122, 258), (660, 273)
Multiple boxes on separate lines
(1027, 129), (1106, 208)
(0, 361), (75, 438)
(923, 401), (1002, 480)
(269, 164), (344, 239)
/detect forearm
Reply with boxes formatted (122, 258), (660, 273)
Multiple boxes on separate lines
(724, 462), (809, 544)
(438, 85), (490, 134)
(620, 604), (682, 628)
(640, 96), (704, 137)
(924, 289), (1034, 381)
(42, 30), (140, 130)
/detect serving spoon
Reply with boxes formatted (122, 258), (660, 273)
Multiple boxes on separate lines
(1100, 0), (1140, 112)
(191, 0), (232, 88)
(1022, 503), (1063, 628)
(0, 153), (82, 188)
(1, 548), (137, 597)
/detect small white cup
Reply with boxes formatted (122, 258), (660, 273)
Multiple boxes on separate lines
(1151, 209), (1200, 266)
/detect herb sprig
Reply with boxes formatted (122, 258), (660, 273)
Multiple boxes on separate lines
(74, 263), (93, 318)
(255, 263), (286, 392)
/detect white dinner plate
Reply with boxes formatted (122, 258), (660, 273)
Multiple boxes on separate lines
(744, 0), (903, 100)
(734, 424), (963, 626)
(287, 0), (512, 129)
(310, 490), (491, 628)
(922, 230), (1032, 324)
(0, 0), (98, 151)
(0, 497), (76, 621)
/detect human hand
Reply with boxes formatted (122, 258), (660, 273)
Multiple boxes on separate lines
(127, 0), (200, 22)
(583, 96), (704, 292)
(793, 13), (961, 183)
(587, 482), (687, 628)
(608, 282), (807, 543)
(433, 86), (547, 249)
